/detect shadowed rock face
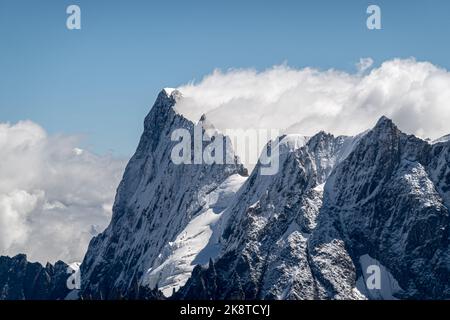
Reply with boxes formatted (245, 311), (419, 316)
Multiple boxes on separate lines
(176, 117), (450, 300)
(0, 254), (70, 300)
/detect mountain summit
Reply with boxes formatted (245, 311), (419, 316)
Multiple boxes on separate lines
(80, 90), (245, 298)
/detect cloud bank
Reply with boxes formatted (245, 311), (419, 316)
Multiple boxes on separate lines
(0, 121), (125, 263)
(175, 58), (450, 141)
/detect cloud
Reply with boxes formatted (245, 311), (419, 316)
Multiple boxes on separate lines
(0, 121), (125, 264)
(174, 58), (450, 141)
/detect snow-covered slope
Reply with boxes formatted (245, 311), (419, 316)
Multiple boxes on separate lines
(141, 173), (246, 296)
(80, 90), (246, 299)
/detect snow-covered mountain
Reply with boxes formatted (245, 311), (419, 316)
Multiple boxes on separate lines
(175, 131), (365, 299)
(177, 117), (450, 300)
(78, 90), (449, 300)
(80, 90), (246, 299)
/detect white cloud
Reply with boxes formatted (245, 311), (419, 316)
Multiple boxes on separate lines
(0, 121), (125, 264)
(174, 58), (450, 141)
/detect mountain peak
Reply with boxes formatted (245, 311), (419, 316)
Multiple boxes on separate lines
(163, 87), (176, 95)
(374, 115), (395, 129)
(153, 88), (182, 110)
(163, 88), (182, 100)
(368, 116), (401, 139)
(12, 253), (28, 261)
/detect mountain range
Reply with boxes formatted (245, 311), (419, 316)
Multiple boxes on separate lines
(1, 89), (449, 300)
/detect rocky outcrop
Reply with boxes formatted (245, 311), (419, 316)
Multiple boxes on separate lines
(0, 254), (70, 300)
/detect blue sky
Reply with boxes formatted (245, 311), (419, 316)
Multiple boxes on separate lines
(1, 0), (449, 156)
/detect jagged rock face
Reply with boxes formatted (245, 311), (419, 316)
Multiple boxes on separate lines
(80, 90), (245, 299)
(177, 117), (450, 300)
(311, 117), (450, 299)
(0, 254), (70, 300)
(176, 133), (362, 300)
